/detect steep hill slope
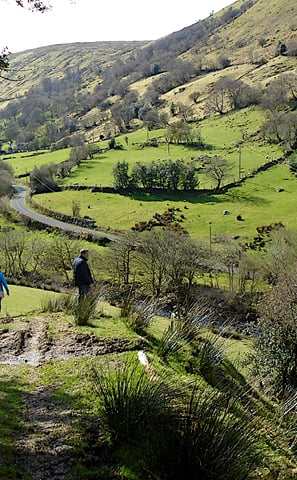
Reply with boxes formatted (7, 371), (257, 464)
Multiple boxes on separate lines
(0, 0), (296, 148)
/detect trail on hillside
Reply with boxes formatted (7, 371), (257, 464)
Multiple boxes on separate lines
(15, 384), (78, 480)
(0, 317), (137, 366)
(0, 317), (139, 479)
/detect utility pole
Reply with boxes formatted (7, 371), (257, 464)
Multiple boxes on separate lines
(238, 141), (243, 180)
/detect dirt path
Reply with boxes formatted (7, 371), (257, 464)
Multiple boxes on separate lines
(15, 384), (78, 480)
(0, 317), (137, 366)
(0, 317), (139, 479)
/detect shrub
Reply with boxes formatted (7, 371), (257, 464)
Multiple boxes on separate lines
(90, 358), (174, 444)
(141, 386), (260, 480)
(74, 290), (98, 326)
(253, 272), (297, 398)
(41, 293), (76, 313)
(91, 358), (260, 480)
(157, 322), (186, 359)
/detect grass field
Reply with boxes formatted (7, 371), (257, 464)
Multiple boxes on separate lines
(33, 162), (297, 242)
(2, 148), (71, 177)
(7, 108), (281, 186)
(58, 109), (281, 189)
(0, 285), (61, 317)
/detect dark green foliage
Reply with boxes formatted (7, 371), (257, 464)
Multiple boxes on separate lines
(276, 40), (287, 56)
(91, 359), (260, 480)
(113, 158), (199, 192)
(141, 387), (260, 480)
(74, 290), (98, 326)
(0, 47), (9, 71)
(246, 222), (285, 251)
(108, 137), (116, 149)
(253, 272), (297, 397)
(132, 207), (186, 233)
(91, 358), (174, 444)
(112, 160), (130, 189)
(288, 153), (297, 173)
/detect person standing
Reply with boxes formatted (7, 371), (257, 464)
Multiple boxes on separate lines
(0, 269), (9, 312)
(72, 248), (94, 302)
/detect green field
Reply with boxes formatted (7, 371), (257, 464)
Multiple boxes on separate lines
(2, 148), (71, 177)
(7, 108), (282, 188)
(25, 105), (291, 243)
(33, 162), (297, 242)
(0, 285), (62, 317)
(60, 109), (281, 189)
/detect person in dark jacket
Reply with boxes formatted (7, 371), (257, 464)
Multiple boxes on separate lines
(0, 270), (9, 312)
(72, 248), (94, 302)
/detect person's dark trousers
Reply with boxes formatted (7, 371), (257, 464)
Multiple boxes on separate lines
(78, 285), (91, 303)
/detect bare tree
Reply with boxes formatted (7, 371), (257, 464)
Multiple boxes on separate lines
(135, 230), (208, 305)
(201, 155), (233, 190)
(102, 234), (138, 288)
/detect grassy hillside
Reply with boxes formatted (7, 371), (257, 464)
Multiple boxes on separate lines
(0, 0), (296, 146)
(30, 105), (289, 243)
(0, 285), (61, 317)
(1, 4), (297, 478)
(0, 302), (296, 479)
(0, 41), (147, 107)
(33, 162), (296, 242)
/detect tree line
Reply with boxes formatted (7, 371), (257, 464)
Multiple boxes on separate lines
(112, 158), (198, 191)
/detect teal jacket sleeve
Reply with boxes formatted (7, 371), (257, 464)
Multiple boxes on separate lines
(0, 272), (9, 294)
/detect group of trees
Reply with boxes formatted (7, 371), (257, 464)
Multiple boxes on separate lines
(205, 75), (260, 116)
(29, 141), (93, 192)
(0, 230), (82, 285)
(0, 74), (86, 152)
(104, 225), (297, 399)
(113, 159), (198, 191)
(203, 71), (297, 151)
(260, 72), (297, 150)
(0, 0), (277, 147)
(112, 153), (234, 192)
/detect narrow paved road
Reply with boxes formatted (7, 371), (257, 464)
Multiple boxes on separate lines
(11, 184), (119, 242)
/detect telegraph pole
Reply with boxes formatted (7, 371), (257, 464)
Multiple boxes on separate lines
(238, 141), (242, 180)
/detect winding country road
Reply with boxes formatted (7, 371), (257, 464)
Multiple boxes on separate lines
(11, 184), (119, 242)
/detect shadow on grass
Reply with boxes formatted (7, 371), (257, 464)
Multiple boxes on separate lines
(0, 376), (28, 479)
(121, 190), (224, 205)
(67, 155), (110, 181)
(0, 372), (116, 479)
(226, 190), (271, 206)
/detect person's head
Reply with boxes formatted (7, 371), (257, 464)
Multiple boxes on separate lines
(80, 248), (89, 259)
